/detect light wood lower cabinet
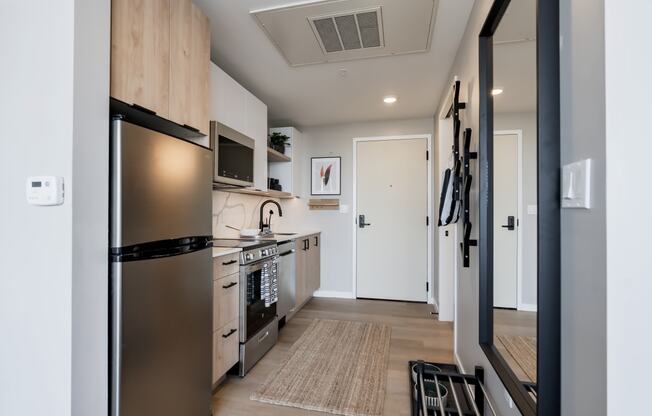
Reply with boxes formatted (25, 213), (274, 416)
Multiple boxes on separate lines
(212, 319), (239, 383)
(212, 255), (241, 383)
(294, 233), (321, 309)
(213, 252), (240, 279)
(213, 273), (239, 332)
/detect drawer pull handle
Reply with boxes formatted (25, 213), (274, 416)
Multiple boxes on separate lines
(258, 331), (269, 343)
(222, 328), (237, 339)
(222, 282), (237, 289)
(222, 259), (237, 266)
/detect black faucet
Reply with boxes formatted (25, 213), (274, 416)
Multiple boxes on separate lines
(259, 200), (283, 232)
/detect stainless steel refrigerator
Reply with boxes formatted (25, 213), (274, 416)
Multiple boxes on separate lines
(110, 119), (213, 416)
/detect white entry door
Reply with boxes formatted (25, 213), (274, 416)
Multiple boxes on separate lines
(356, 138), (428, 302)
(493, 133), (519, 308)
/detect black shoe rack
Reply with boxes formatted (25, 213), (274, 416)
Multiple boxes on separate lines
(409, 361), (497, 416)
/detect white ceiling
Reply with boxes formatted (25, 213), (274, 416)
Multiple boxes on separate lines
(493, 0), (536, 113)
(194, 0), (475, 127)
(252, 0), (436, 66)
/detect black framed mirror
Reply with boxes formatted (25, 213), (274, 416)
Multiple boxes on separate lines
(478, 1), (560, 415)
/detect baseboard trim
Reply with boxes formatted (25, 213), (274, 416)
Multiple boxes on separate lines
(518, 303), (538, 312)
(455, 352), (466, 373)
(431, 297), (439, 312)
(313, 290), (355, 299)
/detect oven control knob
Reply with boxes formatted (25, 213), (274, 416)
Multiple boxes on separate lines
(245, 253), (253, 261)
(261, 249), (267, 256)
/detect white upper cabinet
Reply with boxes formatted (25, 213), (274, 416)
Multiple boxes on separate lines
(245, 92), (268, 190)
(210, 64), (246, 134)
(210, 62), (268, 190)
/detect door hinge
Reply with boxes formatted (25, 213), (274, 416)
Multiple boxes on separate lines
(426, 216), (429, 226)
(426, 150), (429, 160)
(426, 282), (429, 292)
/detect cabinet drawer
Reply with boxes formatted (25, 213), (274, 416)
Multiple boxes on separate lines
(213, 273), (239, 332)
(212, 319), (239, 383)
(213, 253), (240, 279)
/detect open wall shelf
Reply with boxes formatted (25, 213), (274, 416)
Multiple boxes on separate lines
(212, 184), (294, 199)
(267, 147), (291, 162)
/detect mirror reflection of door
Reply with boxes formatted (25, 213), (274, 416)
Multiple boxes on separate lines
(493, 132), (519, 309)
(492, 0), (538, 389)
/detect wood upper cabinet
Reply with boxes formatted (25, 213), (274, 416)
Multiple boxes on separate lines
(111, 0), (170, 117)
(111, 0), (210, 135)
(170, 0), (210, 135)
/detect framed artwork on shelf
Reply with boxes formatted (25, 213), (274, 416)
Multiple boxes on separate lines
(311, 156), (341, 195)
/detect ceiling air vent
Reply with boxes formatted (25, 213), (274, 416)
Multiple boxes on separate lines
(309, 7), (384, 54)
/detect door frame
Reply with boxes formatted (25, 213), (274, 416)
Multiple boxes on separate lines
(351, 134), (433, 301)
(494, 129), (524, 311)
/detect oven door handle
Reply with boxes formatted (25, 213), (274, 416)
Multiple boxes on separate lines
(243, 262), (265, 273)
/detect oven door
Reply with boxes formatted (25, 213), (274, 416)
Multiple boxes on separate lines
(240, 260), (277, 342)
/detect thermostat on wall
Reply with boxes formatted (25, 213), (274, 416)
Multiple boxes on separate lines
(26, 176), (64, 206)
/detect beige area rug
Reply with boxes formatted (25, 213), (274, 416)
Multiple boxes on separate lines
(497, 335), (537, 382)
(251, 319), (391, 416)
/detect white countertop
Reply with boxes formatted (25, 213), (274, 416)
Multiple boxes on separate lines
(212, 247), (242, 258)
(273, 230), (321, 239)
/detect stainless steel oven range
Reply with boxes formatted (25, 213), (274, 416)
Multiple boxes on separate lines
(213, 239), (279, 376)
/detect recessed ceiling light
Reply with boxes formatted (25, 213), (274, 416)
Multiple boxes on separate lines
(383, 96), (398, 104)
(491, 88), (504, 96)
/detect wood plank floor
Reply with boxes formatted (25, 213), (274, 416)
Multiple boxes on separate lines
(494, 308), (537, 383)
(212, 298), (454, 416)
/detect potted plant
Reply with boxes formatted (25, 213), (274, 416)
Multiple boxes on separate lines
(269, 132), (290, 154)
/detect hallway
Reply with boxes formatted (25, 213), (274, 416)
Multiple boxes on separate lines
(212, 298), (454, 415)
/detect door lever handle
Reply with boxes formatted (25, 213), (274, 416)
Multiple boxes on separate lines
(501, 216), (516, 231)
(358, 214), (371, 228)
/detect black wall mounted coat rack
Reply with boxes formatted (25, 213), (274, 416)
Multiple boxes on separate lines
(439, 80), (477, 267)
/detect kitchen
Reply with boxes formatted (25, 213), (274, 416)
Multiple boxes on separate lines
(3, 0), (468, 415)
(106, 0), (449, 414)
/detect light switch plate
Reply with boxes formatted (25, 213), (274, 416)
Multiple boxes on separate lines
(527, 205), (538, 215)
(562, 159), (591, 209)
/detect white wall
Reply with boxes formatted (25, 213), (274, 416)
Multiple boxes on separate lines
(280, 118), (434, 297)
(440, 0), (615, 415)
(435, 115), (457, 321)
(604, 0), (652, 413)
(433, 2), (524, 414)
(0, 1), (109, 415)
(559, 0), (607, 414)
(495, 111), (537, 309)
(71, 0), (110, 414)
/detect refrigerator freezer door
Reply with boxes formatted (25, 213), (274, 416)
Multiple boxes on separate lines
(111, 119), (213, 248)
(111, 248), (212, 416)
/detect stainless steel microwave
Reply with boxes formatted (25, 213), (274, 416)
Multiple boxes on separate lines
(210, 121), (255, 187)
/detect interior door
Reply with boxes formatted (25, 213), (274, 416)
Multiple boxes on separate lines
(493, 133), (519, 308)
(356, 138), (428, 302)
